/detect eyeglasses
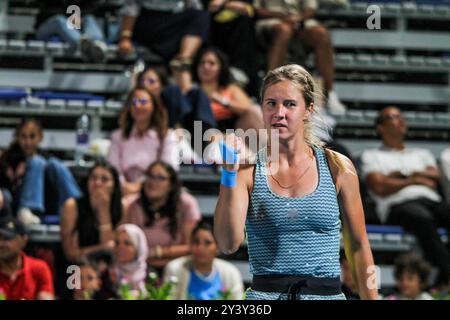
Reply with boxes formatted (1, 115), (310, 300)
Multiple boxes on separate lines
(141, 77), (159, 86)
(132, 97), (149, 107)
(89, 174), (112, 183)
(146, 173), (170, 182)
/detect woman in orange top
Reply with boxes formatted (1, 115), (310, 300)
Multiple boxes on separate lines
(192, 46), (264, 133)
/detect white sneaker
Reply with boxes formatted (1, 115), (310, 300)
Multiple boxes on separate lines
(327, 91), (347, 115)
(17, 208), (41, 225)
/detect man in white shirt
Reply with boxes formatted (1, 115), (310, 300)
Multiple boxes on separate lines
(361, 106), (450, 289)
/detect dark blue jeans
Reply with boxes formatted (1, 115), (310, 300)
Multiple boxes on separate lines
(17, 155), (82, 215)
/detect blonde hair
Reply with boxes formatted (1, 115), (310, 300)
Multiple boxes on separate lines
(260, 64), (330, 149)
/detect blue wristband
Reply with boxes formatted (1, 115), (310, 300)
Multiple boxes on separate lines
(220, 168), (237, 188)
(219, 139), (238, 164)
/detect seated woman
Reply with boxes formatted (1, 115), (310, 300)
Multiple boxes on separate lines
(0, 118), (81, 224)
(111, 223), (149, 298)
(126, 161), (201, 273)
(60, 160), (125, 264)
(107, 86), (180, 196)
(137, 66), (216, 148)
(163, 221), (244, 300)
(192, 46), (264, 134)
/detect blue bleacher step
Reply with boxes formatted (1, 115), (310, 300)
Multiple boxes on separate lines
(0, 88), (28, 100)
(41, 215), (60, 225)
(32, 91), (105, 101)
(366, 224), (404, 235)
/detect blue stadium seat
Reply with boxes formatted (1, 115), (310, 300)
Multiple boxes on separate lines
(367, 224), (448, 236)
(41, 215), (60, 225)
(31, 91), (105, 101)
(0, 88), (28, 100)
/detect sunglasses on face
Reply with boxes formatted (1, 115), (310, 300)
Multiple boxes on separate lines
(141, 77), (159, 86)
(132, 97), (150, 107)
(146, 173), (170, 182)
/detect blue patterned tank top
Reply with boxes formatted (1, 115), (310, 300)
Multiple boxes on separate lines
(246, 146), (342, 279)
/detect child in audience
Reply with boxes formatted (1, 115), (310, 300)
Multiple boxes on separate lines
(0, 119), (81, 224)
(163, 221), (244, 300)
(72, 261), (102, 300)
(386, 253), (433, 300)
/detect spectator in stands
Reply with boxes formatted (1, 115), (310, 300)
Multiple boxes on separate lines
(163, 220), (244, 300)
(361, 106), (450, 289)
(107, 86), (180, 196)
(386, 253), (433, 300)
(111, 224), (149, 297)
(192, 46), (264, 134)
(0, 188), (12, 218)
(35, 0), (108, 63)
(72, 260), (102, 300)
(118, 0), (209, 68)
(60, 160), (124, 264)
(253, 0), (346, 114)
(126, 161), (201, 273)
(0, 216), (54, 300)
(440, 148), (450, 202)
(206, 0), (260, 96)
(0, 118), (81, 225)
(137, 66), (216, 152)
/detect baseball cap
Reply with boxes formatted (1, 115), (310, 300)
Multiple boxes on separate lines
(0, 216), (27, 240)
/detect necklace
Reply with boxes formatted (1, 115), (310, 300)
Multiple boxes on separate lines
(268, 154), (315, 190)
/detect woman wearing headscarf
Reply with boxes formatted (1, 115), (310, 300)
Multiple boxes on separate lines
(112, 224), (149, 297)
